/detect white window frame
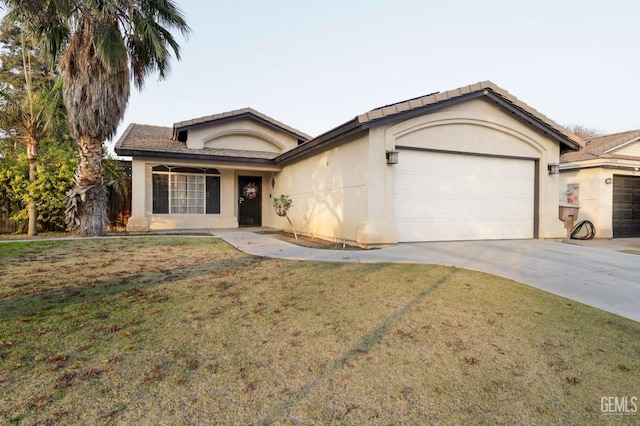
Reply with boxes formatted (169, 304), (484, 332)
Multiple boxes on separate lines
(152, 166), (220, 215)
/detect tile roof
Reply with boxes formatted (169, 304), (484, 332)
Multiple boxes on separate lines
(356, 81), (583, 150)
(114, 124), (280, 161)
(561, 129), (640, 163)
(116, 81), (584, 164)
(173, 107), (312, 141)
(278, 81), (584, 164)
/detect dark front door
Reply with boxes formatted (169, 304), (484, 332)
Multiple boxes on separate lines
(613, 175), (640, 237)
(238, 176), (262, 226)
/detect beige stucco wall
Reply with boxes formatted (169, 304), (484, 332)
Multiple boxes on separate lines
(126, 156), (279, 232)
(262, 133), (371, 245)
(614, 141), (640, 157)
(264, 98), (568, 245)
(127, 98), (571, 243)
(559, 167), (640, 238)
(126, 117), (296, 232)
(382, 98), (566, 239)
(186, 119), (299, 153)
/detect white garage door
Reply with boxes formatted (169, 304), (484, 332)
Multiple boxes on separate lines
(394, 151), (535, 242)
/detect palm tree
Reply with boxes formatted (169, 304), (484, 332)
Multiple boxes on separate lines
(3, 0), (190, 236)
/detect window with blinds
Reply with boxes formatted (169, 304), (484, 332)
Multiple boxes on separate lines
(151, 166), (220, 215)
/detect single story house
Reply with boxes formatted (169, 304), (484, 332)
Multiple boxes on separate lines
(560, 129), (640, 238)
(115, 81), (583, 247)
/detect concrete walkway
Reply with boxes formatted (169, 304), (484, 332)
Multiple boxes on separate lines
(214, 230), (640, 323)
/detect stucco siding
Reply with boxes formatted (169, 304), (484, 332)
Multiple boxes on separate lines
(558, 168), (640, 239)
(186, 119), (299, 152)
(383, 98), (565, 239)
(612, 141), (640, 157)
(264, 134), (369, 243)
(122, 88), (575, 244)
(126, 157), (279, 232)
(387, 99), (549, 157)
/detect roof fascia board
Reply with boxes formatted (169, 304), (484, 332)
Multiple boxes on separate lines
(275, 88), (579, 165)
(173, 113), (309, 142)
(483, 92), (581, 151)
(560, 158), (640, 170)
(114, 123), (135, 150)
(359, 92), (485, 130)
(131, 156), (282, 172)
(115, 148), (277, 165)
(356, 89), (579, 151)
(275, 119), (362, 165)
(603, 136), (640, 154)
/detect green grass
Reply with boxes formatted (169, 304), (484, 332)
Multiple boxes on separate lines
(1, 237), (638, 425)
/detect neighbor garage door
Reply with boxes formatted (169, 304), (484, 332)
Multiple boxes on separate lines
(394, 150), (535, 242)
(612, 175), (640, 237)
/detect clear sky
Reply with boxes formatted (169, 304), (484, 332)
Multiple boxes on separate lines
(104, 0), (638, 149)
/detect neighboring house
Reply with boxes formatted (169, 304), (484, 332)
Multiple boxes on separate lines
(115, 81), (582, 247)
(560, 129), (640, 238)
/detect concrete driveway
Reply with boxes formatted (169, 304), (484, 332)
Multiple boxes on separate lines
(214, 231), (640, 323)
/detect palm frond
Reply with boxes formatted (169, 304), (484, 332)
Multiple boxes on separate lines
(125, 0), (190, 88)
(94, 20), (128, 71)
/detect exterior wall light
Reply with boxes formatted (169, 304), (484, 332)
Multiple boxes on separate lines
(386, 150), (399, 164)
(605, 178), (613, 184)
(547, 163), (559, 175)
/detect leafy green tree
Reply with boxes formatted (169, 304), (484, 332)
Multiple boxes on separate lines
(273, 194), (298, 240)
(0, 134), (76, 232)
(3, 0), (190, 236)
(0, 16), (65, 235)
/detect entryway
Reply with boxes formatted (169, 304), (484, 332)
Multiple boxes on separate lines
(238, 176), (262, 226)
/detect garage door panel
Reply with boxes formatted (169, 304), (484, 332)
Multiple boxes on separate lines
(397, 176), (533, 199)
(394, 151), (535, 242)
(613, 175), (640, 237)
(395, 197), (533, 219)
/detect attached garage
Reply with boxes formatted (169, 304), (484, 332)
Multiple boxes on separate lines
(394, 150), (536, 242)
(613, 175), (640, 237)
(118, 81), (582, 246)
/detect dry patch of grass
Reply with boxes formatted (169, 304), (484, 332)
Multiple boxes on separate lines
(0, 237), (638, 425)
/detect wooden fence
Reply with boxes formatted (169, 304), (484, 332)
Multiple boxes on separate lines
(0, 208), (19, 234)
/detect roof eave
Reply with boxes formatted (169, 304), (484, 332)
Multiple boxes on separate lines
(602, 136), (640, 154)
(114, 148), (277, 165)
(173, 112), (311, 142)
(114, 123), (136, 150)
(358, 92), (486, 130)
(275, 118), (362, 165)
(560, 157), (640, 171)
(275, 86), (583, 165)
(482, 91), (582, 151)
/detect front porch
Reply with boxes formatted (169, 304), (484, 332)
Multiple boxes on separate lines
(126, 158), (282, 233)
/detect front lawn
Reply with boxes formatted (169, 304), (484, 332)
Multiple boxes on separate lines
(0, 237), (638, 424)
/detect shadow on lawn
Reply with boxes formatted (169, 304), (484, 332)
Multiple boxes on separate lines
(0, 254), (267, 323)
(256, 267), (459, 424)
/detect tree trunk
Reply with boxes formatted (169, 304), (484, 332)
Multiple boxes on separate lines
(285, 214), (298, 240)
(74, 135), (108, 237)
(27, 140), (37, 236)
